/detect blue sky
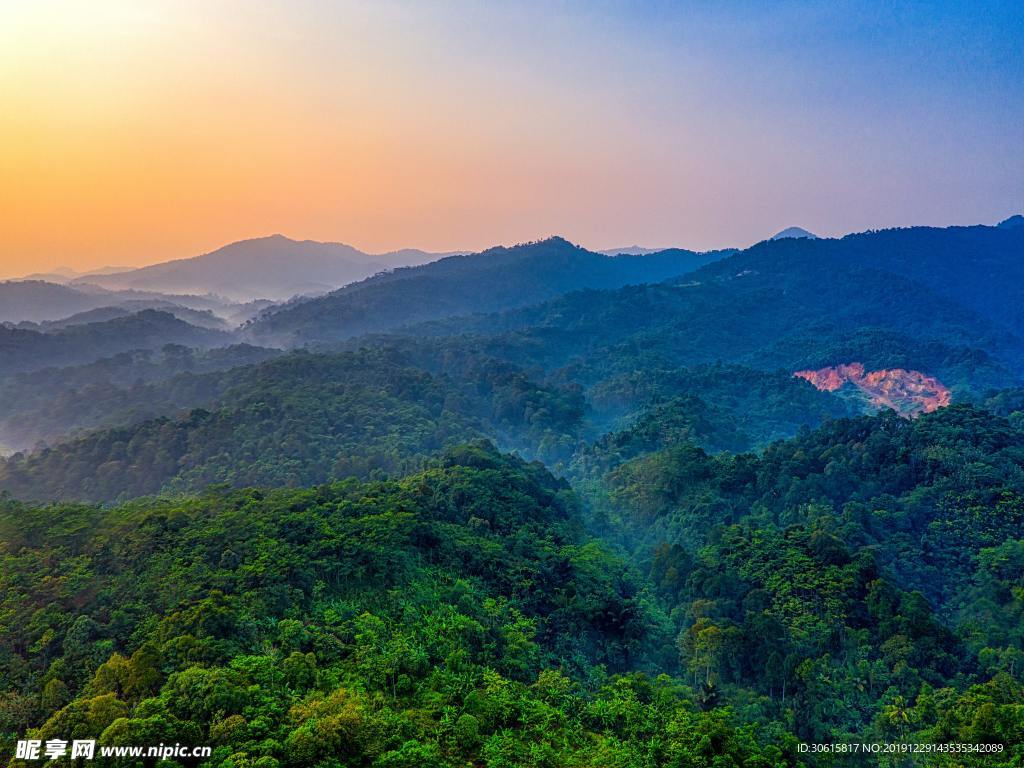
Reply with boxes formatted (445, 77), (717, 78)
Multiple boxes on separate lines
(1, 0), (1021, 272)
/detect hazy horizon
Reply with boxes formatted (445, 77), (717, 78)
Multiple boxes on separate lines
(2, 1), (1021, 279)
(4, 214), (1023, 282)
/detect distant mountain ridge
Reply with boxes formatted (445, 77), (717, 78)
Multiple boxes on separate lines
(378, 223), (1024, 396)
(600, 245), (740, 257)
(18, 265), (132, 283)
(0, 281), (113, 324)
(15, 302), (231, 332)
(770, 226), (818, 240)
(245, 237), (732, 345)
(599, 245), (669, 255)
(71, 235), (462, 301)
(698, 224), (1024, 337)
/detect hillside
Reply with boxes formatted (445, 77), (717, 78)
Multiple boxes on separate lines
(0, 349), (862, 502)
(0, 344), (279, 451)
(245, 237), (729, 344)
(0, 349), (584, 501)
(696, 225), (1024, 336)
(4, 414), (1024, 764)
(3, 446), (778, 767)
(387, 226), (1024, 398)
(0, 310), (231, 379)
(572, 404), (1024, 748)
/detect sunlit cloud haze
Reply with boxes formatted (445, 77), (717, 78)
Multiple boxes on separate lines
(0, 0), (1021, 277)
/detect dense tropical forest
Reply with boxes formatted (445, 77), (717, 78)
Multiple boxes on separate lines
(2, 223), (1024, 766)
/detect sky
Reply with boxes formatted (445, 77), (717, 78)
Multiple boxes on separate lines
(0, 0), (1021, 277)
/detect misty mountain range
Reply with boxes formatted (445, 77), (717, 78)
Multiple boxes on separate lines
(64, 235), (465, 301)
(2, 214), (1024, 763)
(2, 219), (1019, 374)
(0, 232), (737, 329)
(0, 216), (1018, 457)
(6, 225), (796, 312)
(2, 236), (466, 319)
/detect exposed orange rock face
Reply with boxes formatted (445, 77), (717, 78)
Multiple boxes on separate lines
(794, 362), (951, 417)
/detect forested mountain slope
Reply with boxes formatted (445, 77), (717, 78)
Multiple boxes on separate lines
(0, 350), (584, 502)
(0, 311), (232, 378)
(0, 445), (808, 767)
(392, 228), (1023, 395)
(4, 418), (1024, 765)
(0, 345), (280, 451)
(694, 225), (1024, 335)
(245, 238), (728, 345)
(571, 404), (1024, 750)
(0, 343), (868, 502)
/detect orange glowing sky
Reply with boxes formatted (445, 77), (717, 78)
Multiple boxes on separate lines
(1, 1), (1021, 278)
